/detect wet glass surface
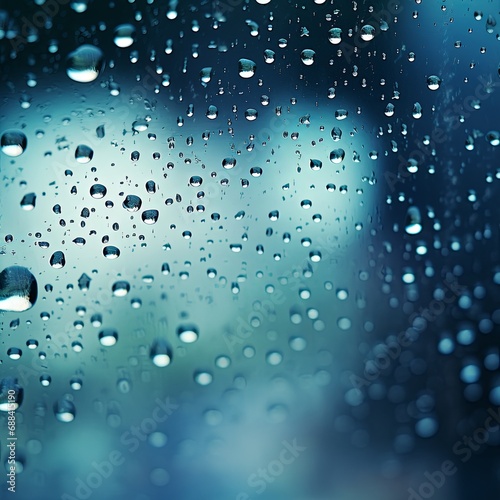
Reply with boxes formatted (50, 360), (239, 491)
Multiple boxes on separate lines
(0, 1), (499, 499)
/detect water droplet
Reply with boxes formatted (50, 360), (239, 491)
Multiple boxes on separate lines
(245, 108), (258, 121)
(75, 144), (94, 163)
(112, 281), (130, 297)
(266, 351), (283, 365)
(238, 58), (256, 78)
(194, 370), (213, 385)
(222, 157), (236, 169)
(70, 378), (83, 390)
(412, 102), (422, 119)
(200, 67), (212, 84)
(330, 148), (345, 163)
(360, 25), (375, 41)
(7, 347), (22, 360)
(264, 49), (275, 63)
(113, 24), (135, 48)
(177, 324), (199, 343)
(99, 329), (118, 346)
(20, 192), (36, 210)
(66, 45), (104, 83)
(335, 109), (348, 120)
(49, 251), (66, 269)
(1, 130), (27, 157)
(206, 105), (218, 119)
(328, 27), (342, 44)
(310, 159), (322, 170)
(486, 131), (499, 146)
(427, 75), (441, 90)
(54, 397), (76, 422)
(122, 194), (142, 212)
(103, 246), (120, 259)
(405, 206), (422, 235)
(289, 336), (307, 351)
(0, 266), (37, 312)
(150, 338), (173, 367)
(90, 184), (107, 198)
(142, 209), (159, 224)
(300, 49), (315, 65)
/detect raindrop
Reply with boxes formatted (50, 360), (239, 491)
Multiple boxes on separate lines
(405, 206), (422, 235)
(177, 324), (199, 343)
(310, 159), (322, 170)
(75, 144), (94, 163)
(427, 75), (442, 90)
(194, 370), (213, 386)
(360, 25), (375, 41)
(264, 49), (275, 63)
(90, 184), (107, 199)
(330, 148), (345, 163)
(150, 339), (173, 367)
(54, 398), (76, 422)
(7, 348), (22, 360)
(486, 131), (499, 146)
(328, 27), (342, 44)
(200, 67), (212, 84)
(113, 24), (135, 48)
(103, 246), (120, 259)
(20, 193), (36, 210)
(142, 209), (159, 224)
(122, 195), (142, 212)
(112, 281), (130, 297)
(238, 58), (256, 78)
(99, 329), (118, 347)
(300, 49), (315, 65)
(1, 130), (27, 157)
(66, 45), (104, 83)
(222, 157), (236, 169)
(49, 251), (66, 269)
(206, 105), (218, 119)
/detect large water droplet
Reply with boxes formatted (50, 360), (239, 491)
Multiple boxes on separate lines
(66, 45), (104, 83)
(427, 75), (442, 90)
(113, 24), (135, 48)
(0, 266), (37, 312)
(360, 25), (375, 41)
(1, 130), (27, 157)
(238, 58), (256, 78)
